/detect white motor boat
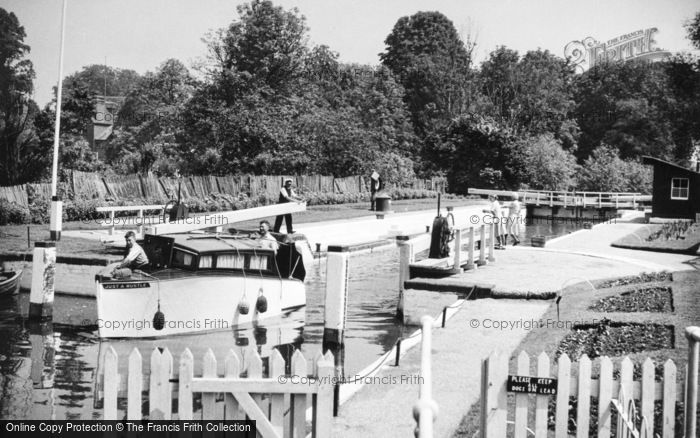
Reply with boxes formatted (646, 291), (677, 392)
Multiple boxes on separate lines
(95, 232), (312, 338)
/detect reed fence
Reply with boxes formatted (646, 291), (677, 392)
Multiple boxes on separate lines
(0, 171), (446, 206)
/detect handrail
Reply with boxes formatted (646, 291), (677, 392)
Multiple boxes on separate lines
(96, 204), (165, 212)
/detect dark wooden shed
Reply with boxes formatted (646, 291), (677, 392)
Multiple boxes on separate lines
(642, 156), (700, 220)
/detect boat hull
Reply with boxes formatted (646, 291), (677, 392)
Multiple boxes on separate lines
(0, 271), (22, 296)
(96, 274), (305, 338)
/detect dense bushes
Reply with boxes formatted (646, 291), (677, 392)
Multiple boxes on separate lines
(0, 200), (30, 225)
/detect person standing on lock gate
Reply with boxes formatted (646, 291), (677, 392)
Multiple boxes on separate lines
(274, 178), (304, 234)
(370, 170), (383, 211)
(507, 192), (522, 246)
(483, 194), (505, 249)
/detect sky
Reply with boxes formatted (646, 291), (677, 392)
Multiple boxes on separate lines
(3, 0), (699, 106)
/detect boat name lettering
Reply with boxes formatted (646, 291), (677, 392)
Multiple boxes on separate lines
(104, 283), (151, 289)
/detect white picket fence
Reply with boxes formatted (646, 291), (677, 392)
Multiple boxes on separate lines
(102, 347), (335, 438)
(480, 351), (682, 438)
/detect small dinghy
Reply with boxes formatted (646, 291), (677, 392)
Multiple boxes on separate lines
(0, 270), (22, 296)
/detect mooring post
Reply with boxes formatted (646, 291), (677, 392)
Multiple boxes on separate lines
(29, 321), (55, 389)
(452, 228), (463, 274)
(323, 247), (349, 405)
(29, 241), (56, 320)
(477, 225), (487, 266)
(397, 237), (413, 322)
(394, 338), (402, 366)
(488, 222), (496, 262)
(466, 226), (475, 270)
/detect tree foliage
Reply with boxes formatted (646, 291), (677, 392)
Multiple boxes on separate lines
(508, 134), (578, 191)
(576, 145), (651, 193)
(686, 11), (700, 50)
(2, 2), (698, 198)
(0, 8), (40, 185)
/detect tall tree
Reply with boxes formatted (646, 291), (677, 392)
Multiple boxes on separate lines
(380, 11), (475, 172)
(0, 8), (40, 185)
(209, 0), (308, 100)
(110, 59), (196, 174)
(478, 48), (577, 144)
(573, 61), (682, 161)
(686, 11), (700, 50)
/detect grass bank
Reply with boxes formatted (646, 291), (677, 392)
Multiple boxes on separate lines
(612, 222), (700, 254)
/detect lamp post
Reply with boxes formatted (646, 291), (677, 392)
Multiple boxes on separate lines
(30, 0), (66, 321)
(49, 0), (67, 241)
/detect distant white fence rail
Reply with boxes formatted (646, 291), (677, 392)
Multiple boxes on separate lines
(469, 188), (651, 210)
(95, 204), (165, 236)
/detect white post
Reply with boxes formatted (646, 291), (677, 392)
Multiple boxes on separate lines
(685, 327), (700, 438)
(49, 0), (68, 241)
(414, 316), (437, 438)
(466, 227), (475, 270)
(477, 225), (487, 266)
(109, 210), (115, 236)
(323, 249), (349, 357)
(29, 242), (57, 320)
(488, 223), (496, 263)
(397, 238), (413, 321)
(452, 228), (462, 274)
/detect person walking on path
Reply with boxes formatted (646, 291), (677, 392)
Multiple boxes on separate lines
(369, 170), (383, 211)
(507, 192), (522, 245)
(274, 178), (304, 234)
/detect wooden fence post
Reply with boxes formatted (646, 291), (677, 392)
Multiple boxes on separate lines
(488, 223), (496, 263)
(466, 227), (475, 270)
(477, 225), (487, 266)
(397, 238), (413, 321)
(554, 354), (571, 436)
(128, 348), (143, 420)
(452, 228), (463, 274)
(315, 354), (335, 437)
(103, 347), (118, 420)
(513, 351), (530, 438)
(414, 315), (437, 438)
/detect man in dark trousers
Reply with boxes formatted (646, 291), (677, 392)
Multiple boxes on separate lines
(274, 178), (303, 233)
(370, 170), (383, 211)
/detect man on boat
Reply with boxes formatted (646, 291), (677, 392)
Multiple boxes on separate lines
(274, 178), (304, 234)
(113, 231), (149, 272)
(258, 220), (279, 252)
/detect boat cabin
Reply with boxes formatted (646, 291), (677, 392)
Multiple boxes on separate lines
(141, 233), (307, 281)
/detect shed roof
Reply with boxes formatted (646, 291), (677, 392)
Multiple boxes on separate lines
(641, 156), (700, 175)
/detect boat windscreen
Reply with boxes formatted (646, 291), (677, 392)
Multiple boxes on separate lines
(275, 242), (305, 281)
(143, 235), (175, 269)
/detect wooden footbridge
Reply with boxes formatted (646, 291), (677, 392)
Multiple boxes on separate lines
(469, 188), (651, 210)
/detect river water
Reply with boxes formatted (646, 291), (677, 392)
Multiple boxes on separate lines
(0, 219), (580, 419)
